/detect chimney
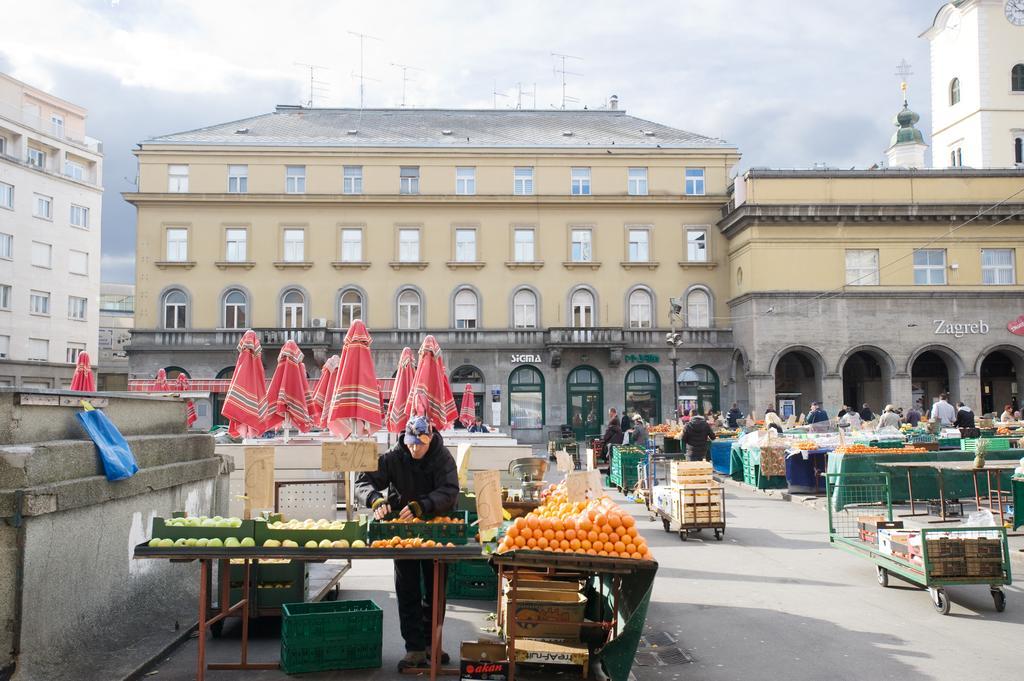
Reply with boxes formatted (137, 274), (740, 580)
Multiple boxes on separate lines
(609, 95), (619, 110)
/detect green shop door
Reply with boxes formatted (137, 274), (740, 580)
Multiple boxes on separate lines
(567, 366), (603, 442)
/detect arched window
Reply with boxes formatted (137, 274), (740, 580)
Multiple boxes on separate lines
(566, 366), (603, 439)
(397, 289), (421, 329)
(223, 289), (247, 329)
(625, 365), (661, 423)
(162, 289), (188, 329)
(570, 289), (595, 327)
(686, 288), (710, 328)
(513, 289), (538, 328)
(509, 365), (544, 429)
(454, 288), (478, 329)
(949, 77), (960, 105)
(1012, 64), (1024, 92)
(281, 289), (305, 328)
(339, 289), (362, 328)
(627, 289), (652, 329)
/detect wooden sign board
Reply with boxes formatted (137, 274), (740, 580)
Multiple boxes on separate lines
(785, 415), (797, 429)
(321, 439), (379, 473)
(586, 470), (603, 496)
(566, 470), (602, 502)
(456, 443), (473, 487)
(554, 450), (574, 474)
(472, 469), (503, 531)
(244, 446), (275, 513)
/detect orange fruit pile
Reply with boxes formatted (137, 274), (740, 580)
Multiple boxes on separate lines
(835, 444), (927, 455)
(497, 484), (652, 560)
(369, 536), (457, 548)
(382, 516), (463, 525)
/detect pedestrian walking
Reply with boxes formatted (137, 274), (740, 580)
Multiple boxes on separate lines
(682, 410), (716, 461)
(877, 404), (901, 430)
(726, 402), (743, 429)
(930, 393), (956, 426)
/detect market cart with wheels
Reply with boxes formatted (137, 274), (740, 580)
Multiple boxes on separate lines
(651, 483), (726, 541)
(825, 472), (1011, 615)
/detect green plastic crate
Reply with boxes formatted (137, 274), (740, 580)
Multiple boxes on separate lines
(446, 560), (497, 600)
(368, 509), (469, 544)
(253, 518), (367, 546)
(282, 599), (382, 646)
(280, 639), (381, 674)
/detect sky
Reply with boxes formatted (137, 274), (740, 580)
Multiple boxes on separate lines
(1, 0), (949, 284)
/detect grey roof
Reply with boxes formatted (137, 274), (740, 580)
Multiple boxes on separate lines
(142, 106), (733, 149)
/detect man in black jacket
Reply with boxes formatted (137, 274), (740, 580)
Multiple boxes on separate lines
(726, 402), (743, 429)
(682, 411), (717, 461)
(355, 415), (459, 671)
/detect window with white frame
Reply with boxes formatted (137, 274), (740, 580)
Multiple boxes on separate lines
(225, 228), (247, 262)
(628, 289), (653, 328)
(845, 249), (879, 285)
(571, 167), (591, 195)
(686, 229), (707, 262)
(64, 160), (85, 181)
(397, 289), (421, 329)
(66, 343), (86, 364)
(282, 290), (305, 327)
(399, 229), (420, 262)
(982, 249), (1015, 284)
(913, 249), (947, 285)
(68, 249), (88, 275)
(0, 182), (12, 209)
(400, 166), (420, 194)
(283, 229), (305, 261)
(0, 335), (8, 359)
(51, 114), (64, 138)
(29, 290), (50, 315)
(68, 296), (87, 320)
(513, 228), (535, 262)
(228, 165), (248, 193)
(223, 290), (247, 328)
(0, 232), (11, 259)
(455, 228), (476, 262)
(341, 228), (362, 262)
(514, 167), (534, 195)
(571, 289), (595, 327)
(163, 290), (187, 328)
(27, 148), (46, 169)
(513, 289), (537, 328)
(165, 228), (188, 261)
(456, 167), (476, 195)
(686, 289), (710, 328)
(33, 194), (52, 219)
(628, 167), (648, 195)
(454, 289), (478, 328)
(685, 168), (705, 195)
(30, 241), (51, 268)
(628, 228), (650, 262)
(70, 204), (89, 229)
(339, 289), (362, 328)
(28, 338), (48, 361)
(285, 166), (306, 194)
(571, 229), (592, 262)
(168, 165), (189, 192)
(0, 284), (10, 309)
(343, 165), (363, 194)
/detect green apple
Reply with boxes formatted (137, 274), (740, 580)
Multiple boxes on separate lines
(185, 538), (198, 547)
(148, 538), (161, 547)
(282, 539), (299, 548)
(185, 518), (200, 527)
(332, 539), (350, 549)
(240, 537), (256, 547)
(224, 537), (241, 548)
(304, 540), (318, 549)
(158, 538), (174, 548)
(196, 538), (209, 547)
(200, 518), (216, 527)
(318, 539), (333, 549)
(351, 540), (366, 548)
(207, 538), (224, 548)
(263, 539), (282, 548)
(212, 516), (223, 522)
(173, 538), (188, 547)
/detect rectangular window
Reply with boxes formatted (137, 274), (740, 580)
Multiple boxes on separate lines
(510, 390), (543, 429)
(27, 147), (46, 169)
(68, 249), (88, 275)
(285, 165), (306, 194)
(399, 228), (420, 261)
(0, 335), (8, 359)
(400, 166), (420, 194)
(686, 229), (707, 262)
(283, 229), (305, 261)
(165, 228), (188, 261)
(514, 228), (535, 262)
(456, 167), (476, 195)
(571, 229), (593, 262)
(455, 228), (476, 262)
(913, 249), (947, 285)
(343, 165), (363, 194)
(514, 167), (534, 195)
(227, 165), (248, 193)
(28, 338), (48, 361)
(0, 182), (12, 209)
(70, 204), (89, 229)
(845, 249), (879, 285)
(0, 284), (10, 309)
(685, 168), (706, 195)
(168, 164), (189, 192)
(33, 194), (52, 219)
(68, 296), (87, 320)
(0, 232), (11, 259)
(64, 160), (85, 181)
(0, 136), (5, 156)
(30, 241), (52, 268)
(628, 167), (648, 195)
(982, 248), (1015, 285)
(571, 167), (591, 195)
(66, 342), (86, 364)
(628, 229), (650, 262)
(225, 228), (247, 262)
(341, 228), (362, 262)
(51, 114), (64, 138)
(30, 290), (50, 315)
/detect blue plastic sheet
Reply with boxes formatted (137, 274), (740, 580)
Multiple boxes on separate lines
(76, 410), (139, 481)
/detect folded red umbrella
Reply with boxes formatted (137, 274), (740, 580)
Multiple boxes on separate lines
(175, 372), (191, 391)
(221, 330), (269, 438)
(459, 383), (476, 426)
(70, 352), (96, 392)
(264, 339), (314, 433)
(185, 401), (197, 427)
(153, 368), (170, 392)
(309, 355), (340, 425)
(406, 335), (458, 431)
(384, 347), (416, 433)
(325, 320), (382, 438)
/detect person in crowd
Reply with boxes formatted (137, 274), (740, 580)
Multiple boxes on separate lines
(840, 408), (862, 429)
(1014, 410), (1022, 421)
(953, 401), (975, 429)
(1000, 404), (1015, 423)
(631, 417), (650, 449)
(806, 401), (829, 425)
(618, 409), (633, 439)
(905, 403), (921, 427)
(726, 402), (743, 429)
(468, 417), (489, 433)
(682, 409), (716, 461)
(858, 403), (875, 422)
(930, 393), (956, 426)
(877, 404), (901, 430)
(764, 408), (785, 434)
(837, 405), (849, 419)
(599, 407), (623, 451)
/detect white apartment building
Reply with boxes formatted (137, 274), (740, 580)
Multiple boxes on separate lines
(0, 73), (103, 388)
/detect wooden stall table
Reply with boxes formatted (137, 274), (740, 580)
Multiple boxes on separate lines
(876, 460), (1018, 524)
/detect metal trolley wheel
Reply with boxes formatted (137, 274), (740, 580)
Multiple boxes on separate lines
(991, 588), (1007, 613)
(929, 587), (951, 616)
(714, 528), (724, 541)
(662, 517), (671, 533)
(876, 566), (889, 588)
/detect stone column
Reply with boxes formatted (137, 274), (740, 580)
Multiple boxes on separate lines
(747, 374), (775, 417)
(821, 374), (843, 414)
(890, 373), (914, 411)
(959, 372), (982, 411)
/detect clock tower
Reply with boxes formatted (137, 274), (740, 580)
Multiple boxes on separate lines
(922, 0), (1024, 168)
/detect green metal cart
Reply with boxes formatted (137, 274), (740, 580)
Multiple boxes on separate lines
(825, 472), (1011, 615)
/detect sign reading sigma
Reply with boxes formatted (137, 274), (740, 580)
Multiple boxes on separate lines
(933, 319), (989, 338)
(1009, 315), (1024, 337)
(511, 353), (542, 363)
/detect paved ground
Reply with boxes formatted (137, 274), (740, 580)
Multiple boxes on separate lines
(147, 482), (1021, 680)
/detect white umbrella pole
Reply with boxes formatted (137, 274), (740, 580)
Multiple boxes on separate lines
(283, 414), (291, 444)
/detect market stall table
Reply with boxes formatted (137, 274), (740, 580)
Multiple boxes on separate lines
(785, 448), (830, 494)
(133, 543), (486, 681)
(710, 439), (736, 475)
(876, 460), (1018, 524)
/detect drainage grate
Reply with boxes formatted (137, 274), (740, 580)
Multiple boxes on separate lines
(633, 652), (661, 667)
(656, 647), (692, 665)
(634, 645), (691, 666)
(639, 631), (677, 648)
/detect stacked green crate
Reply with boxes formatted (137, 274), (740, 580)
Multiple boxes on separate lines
(229, 560), (308, 611)
(610, 446), (646, 489)
(446, 560), (497, 600)
(368, 510), (470, 544)
(281, 600), (383, 673)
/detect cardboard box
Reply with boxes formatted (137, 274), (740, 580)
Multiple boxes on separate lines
(513, 579), (582, 593)
(512, 639), (589, 676)
(499, 589), (586, 641)
(461, 640), (509, 681)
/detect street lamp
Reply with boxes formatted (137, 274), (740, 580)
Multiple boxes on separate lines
(667, 298), (684, 417)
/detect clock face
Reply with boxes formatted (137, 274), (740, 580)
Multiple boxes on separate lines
(1007, 0), (1024, 26)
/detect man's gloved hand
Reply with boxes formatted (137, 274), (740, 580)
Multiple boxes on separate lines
(398, 500), (423, 521)
(371, 497), (391, 520)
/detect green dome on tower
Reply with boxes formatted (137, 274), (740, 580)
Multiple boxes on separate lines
(891, 102), (924, 146)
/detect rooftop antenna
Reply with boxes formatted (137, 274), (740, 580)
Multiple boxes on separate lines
(492, 80), (509, 109)
(348, 31), (382, 109)
(551, 52), (582, 108)
(390, 62), (423, 107)
(894, 58), (913, 106)
(516, 82), (537, 109)
(294, 62), (330, 107)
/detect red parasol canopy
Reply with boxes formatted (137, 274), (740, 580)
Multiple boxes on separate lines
(406, 335), (458, 431)
(309, 355), (340, 425)
(175, 372), (191, 391)
(221, 330), (269, 439)
(70, 352), (95, 392)
(459, 383), (476, 426)
(384, 347), (416, 433)
(153, 368), (170, 391)
(264, 339), (314, 432)
(325, 320), (382, 438)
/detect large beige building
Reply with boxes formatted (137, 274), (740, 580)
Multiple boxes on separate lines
(126, 106), (740, 443)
